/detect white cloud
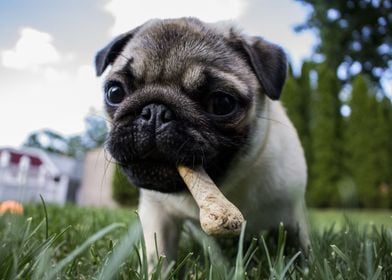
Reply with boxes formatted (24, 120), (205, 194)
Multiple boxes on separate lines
(102, 0), (315, 72)
(1, 27), (60, 70)
(43, 67), (70, 83)
(237, 0), (317, 72)
(0, 65), (104, 147)
(104, 0), (246, 35)
(0, 0), (318, 147)
(0, 25), (105, 147)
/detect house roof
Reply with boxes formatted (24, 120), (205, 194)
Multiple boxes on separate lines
(0, 147), (83, 180)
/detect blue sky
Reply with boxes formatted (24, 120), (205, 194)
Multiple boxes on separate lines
(0, 0), (318, 147)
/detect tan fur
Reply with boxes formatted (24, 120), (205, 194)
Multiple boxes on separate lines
(96, 18), (309, 266)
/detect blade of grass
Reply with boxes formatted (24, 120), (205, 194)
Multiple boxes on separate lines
(165, 252), (193, 279)
(330, 244), (350, 264)
(97, 221), (141, 280)
(323, 258), (334, 280)
(278, 251), (301, 280)
(136, 212), (149, 280)
(243, 237), (258, 269)
(233, 221), (247, 280)
(370, 265), (383, 280)
(151, 255), (165, 280)
(39, 194), (49, 240)
(161, 260), (176, 279)
(48, 222), (124, 279)
(20, 217), (33, 244)
(32, 247), (53, 280)
(261, 236), (273, 272)
(184, 221), (228, 270)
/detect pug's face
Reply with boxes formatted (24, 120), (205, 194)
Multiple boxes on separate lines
(95, 18), (287, 193)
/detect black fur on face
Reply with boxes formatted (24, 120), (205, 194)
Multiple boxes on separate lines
(95, 18), (286, 193)
(106, 79), (251, 193)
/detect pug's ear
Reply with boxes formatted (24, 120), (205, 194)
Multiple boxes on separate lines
(238, 37), (287, 100)
(95, 28), (139, 76)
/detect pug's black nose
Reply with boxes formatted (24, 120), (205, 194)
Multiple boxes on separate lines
(140, 103), (175, 130)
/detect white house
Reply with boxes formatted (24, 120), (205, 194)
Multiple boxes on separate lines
(0, 147), (83, 204)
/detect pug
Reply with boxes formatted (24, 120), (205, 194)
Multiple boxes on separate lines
(95, 17), (309, 263)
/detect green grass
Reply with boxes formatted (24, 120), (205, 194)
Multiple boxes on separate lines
(0, 204), (391, 279)
(309, 209), (392, 231)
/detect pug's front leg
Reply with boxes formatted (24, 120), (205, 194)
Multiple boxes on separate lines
(138, 191), (182, 267)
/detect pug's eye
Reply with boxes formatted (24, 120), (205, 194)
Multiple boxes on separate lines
(105, 83), (126, 106)
(207, 91), (237, 116)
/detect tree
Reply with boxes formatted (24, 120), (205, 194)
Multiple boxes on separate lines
(281, 62), (314, 172)
(381, 98), (392, 194)
(67, 135), (87, 158)
(281, 66), (302, 128)
(24, 129), (69, 155)
(293, 0), (392, 208)
(308, 64), (342, 207)
(295, 0), (392, 87)
(345, 75), (391, 208)
(83, 113), (108, 149)
(371, 96), (392, 207)
(23, 112), (108, 158)
(296, 62), (313, 164)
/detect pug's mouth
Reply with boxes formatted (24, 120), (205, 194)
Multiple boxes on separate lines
(119, 156), (189, 193)
(114, 146), (204, 192)
(108, 126), (241, 193)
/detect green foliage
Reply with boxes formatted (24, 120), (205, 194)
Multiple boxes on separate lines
(281, 62), (313, 163)
(286, 0), (392, 208)
(84, 114), (108, 148)
(307, 64), (342, 207)
(24, 129), (70, 155)
(282, 62), (314, 190)
(0, 204), (134, 279)
(283, 65), (392, 208)
(1, 204), (392, 279)
(345, 75), (391, 208)
(381, 98), (392, 195)
(112, 164), (139, 207)
(295, 0), (392, 86)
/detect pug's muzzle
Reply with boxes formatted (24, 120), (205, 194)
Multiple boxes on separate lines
(95, 17), (285, 193)
(105, 86), (248, 192)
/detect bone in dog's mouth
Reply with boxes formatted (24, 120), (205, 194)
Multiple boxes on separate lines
(177, 165), (245, 235)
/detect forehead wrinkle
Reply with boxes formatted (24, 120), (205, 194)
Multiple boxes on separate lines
(108, 53), (131, 77)
(106, 56), (136, 85)
(182, 64), (205, 92)
(207, 67), (250, 95)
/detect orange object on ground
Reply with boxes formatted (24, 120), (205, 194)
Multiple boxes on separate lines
(0, 200), (24, 215)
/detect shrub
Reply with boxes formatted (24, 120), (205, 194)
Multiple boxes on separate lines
(112, 164), (139, 207)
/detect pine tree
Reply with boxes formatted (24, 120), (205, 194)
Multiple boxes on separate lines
(308, 63), (342, 207)
(281, 66), (301, 127)
(297, 62), (313, 174)
(345, 75), (390, 208)
(281, 62), (313, 169)
(382, 98), (392, 192)
(371, 96), (391, 207)
(295, 0), (392, 86)
(384, 98), (392, 206)
(346, 75), (370, 207)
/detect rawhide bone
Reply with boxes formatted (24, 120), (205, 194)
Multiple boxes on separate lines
(178, 165), (245, 235)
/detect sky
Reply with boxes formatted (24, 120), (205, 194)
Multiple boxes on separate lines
(0, 0), (319, 147)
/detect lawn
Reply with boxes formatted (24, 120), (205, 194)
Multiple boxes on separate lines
(309, 208), (392, 230)
(0, 203), (391, 279)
